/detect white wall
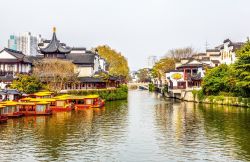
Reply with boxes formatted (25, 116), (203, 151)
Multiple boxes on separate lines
(76, 66), (94, 77)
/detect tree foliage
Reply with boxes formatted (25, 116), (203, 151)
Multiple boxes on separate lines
(11, 74), (43, 94)
(234, 40), (250, 97)
(33, 59), (79, 92)
(137, 68), (151, 82)
(96, 45), (130, 80)
(152, 58), (175, 79)
(202, 64), (236, 96)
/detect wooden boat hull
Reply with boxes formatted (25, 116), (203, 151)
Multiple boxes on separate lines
(19, 110), (53, 116)
(51, 107), (72, 112)
(74, 105), (92, 110)
(7, 113), (24, 118)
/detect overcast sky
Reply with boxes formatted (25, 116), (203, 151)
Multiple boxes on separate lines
(0, 0), (250, 70)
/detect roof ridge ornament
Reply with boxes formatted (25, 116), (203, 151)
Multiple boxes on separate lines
(53, 27), (56, 33)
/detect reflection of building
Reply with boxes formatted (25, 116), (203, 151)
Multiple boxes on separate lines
(8, 32), (43, 56)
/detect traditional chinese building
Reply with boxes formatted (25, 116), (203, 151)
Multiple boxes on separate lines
(0, 27), (119, 91)
(219, 39), (244, 65)
(166, 59), (207, 98)
(0, 48), (32, 88)
(37, 27), (115, 90)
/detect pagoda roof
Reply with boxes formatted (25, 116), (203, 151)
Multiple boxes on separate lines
(39, 28), (72, 54)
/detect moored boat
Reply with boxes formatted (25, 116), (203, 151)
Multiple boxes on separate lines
(1, 101), (23, 118)
(71, 95), (105, 110)
(29, 91), (54, 99)
(49, 96), (73, 112)
(18, 101), (52, 116)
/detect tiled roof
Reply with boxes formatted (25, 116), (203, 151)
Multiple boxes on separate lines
(78, 77), (105, 83)
(66, 53), (95, 64)
(39, 31), (71, 54)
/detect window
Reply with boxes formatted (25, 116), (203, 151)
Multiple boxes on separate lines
(36, 105), (46, 112)
(56, 101), (65, 107)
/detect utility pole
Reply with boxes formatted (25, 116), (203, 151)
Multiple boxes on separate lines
(205, 40), (209, 51)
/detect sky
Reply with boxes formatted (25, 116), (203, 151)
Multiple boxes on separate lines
(0, 0), (250, 70)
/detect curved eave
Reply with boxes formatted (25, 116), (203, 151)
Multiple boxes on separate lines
(39, 32), (71, 54)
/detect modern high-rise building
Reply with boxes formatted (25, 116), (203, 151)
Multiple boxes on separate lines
(8, 35), (17, 50)
(8, 32), (43, 56)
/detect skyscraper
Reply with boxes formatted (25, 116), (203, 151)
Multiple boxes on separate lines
(8, 32), (43, 56)
(8, 35), (17, 50)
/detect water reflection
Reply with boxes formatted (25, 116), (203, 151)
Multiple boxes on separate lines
(1, 91), (250, 161)
(0, 100), (128, 161)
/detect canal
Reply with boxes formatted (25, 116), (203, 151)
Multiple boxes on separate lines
(1, 90), (250, 161)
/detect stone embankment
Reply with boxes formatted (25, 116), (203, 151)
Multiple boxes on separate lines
(166, 90), (250, 108)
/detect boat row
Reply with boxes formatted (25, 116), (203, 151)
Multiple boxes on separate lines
(0, 91), (105, 123)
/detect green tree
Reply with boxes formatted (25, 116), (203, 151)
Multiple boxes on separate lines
(202, 64), (236, 96)
(11, 74), (43, 94)
(96, 45), (130, 80)
(234, 40), (250, 97)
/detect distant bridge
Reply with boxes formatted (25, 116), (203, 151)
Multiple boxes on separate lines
(128, 82), (149, 90)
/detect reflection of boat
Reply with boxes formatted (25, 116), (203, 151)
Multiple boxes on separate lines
(0, 105), (8, 123)
(18, 101), (52, 116)
(1, 101), (23, 118)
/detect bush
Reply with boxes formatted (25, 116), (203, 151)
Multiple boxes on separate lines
(67, 85), (128, 101)
(208, 96), (215, 103)
(197, 90), (205, 102)
(149, 83), (156, 92)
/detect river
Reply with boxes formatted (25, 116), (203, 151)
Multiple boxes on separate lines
(1, 90), (250, 161)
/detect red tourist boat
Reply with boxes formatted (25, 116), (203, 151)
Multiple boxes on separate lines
(18, 101), (52, 116)
(48, 96), (73, 112)
(1, 101), (23, 118)
(70, 95), (105, 110)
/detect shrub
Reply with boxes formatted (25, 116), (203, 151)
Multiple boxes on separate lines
(197, 90), (205, 102)
(149, 83), (156, 92)
(67, 85), (128, 101)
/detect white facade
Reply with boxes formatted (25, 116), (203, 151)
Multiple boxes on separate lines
(76, 66), (94, 77)
(0, 49), (32, 74)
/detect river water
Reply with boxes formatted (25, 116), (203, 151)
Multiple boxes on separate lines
(1, 90), (250, 162)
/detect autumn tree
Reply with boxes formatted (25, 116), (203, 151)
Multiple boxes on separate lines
(152, 58), (175, 80)
(95, 45), (130, 80)
(33, 59), (79, 92)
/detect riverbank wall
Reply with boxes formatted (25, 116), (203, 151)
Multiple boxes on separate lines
(165, 90), (250, 107)
(67, 85), (128, 101)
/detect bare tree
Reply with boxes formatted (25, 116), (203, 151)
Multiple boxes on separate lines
(33, 59), (79, 92)
(166, 46), (196, 60)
